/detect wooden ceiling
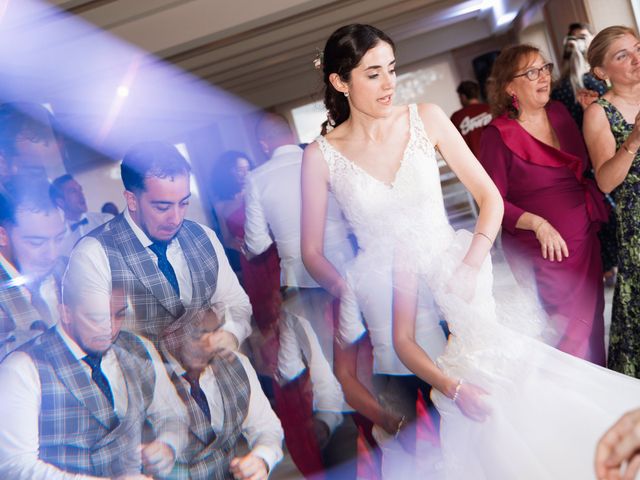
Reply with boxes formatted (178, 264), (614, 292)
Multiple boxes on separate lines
(44, 0), (527, 108)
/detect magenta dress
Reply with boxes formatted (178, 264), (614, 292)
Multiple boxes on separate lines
(479, 101), (608, 365)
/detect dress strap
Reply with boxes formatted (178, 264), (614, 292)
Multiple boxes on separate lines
(407, 103), (435, 150)
(596, 97), (627, 128)
(314, 135), (340, 175)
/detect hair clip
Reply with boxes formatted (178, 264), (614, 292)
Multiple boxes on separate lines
(313, 48), (323, 70)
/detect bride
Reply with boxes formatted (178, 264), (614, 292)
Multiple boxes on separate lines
(301, 24), (640, 479)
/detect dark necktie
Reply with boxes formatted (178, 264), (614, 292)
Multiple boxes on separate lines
(148, 242), (180, 296)
(83, 353), (115, 408)
(70, 217), (89, 232)
(183, 372), (211, 422)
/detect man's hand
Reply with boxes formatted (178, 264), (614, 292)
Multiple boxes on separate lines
(229, 453), (269, 480)
(207, 330), (240, 352)
(141, 440), (176, 477)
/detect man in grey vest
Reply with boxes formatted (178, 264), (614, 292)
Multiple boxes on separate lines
(0, 274), (188, 478)
(161, 308), (283, 480)
(65, 142), (251, 351)
(0, 176), (66, 360)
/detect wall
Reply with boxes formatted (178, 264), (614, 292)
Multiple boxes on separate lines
(585, 0), (638, 32)
(518, 21), (557, 66)
(395, 52), (462, 117)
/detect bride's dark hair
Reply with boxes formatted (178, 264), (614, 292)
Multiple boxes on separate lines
(321, 24), (395, 134)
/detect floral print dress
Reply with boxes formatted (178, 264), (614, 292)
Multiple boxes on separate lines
(597, 97), (640, 377)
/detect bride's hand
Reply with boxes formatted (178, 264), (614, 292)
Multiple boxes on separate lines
(445, 262), (479, 303)
(454, 382), (491, 422)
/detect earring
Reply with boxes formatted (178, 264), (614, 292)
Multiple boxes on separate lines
(511, 93), (519, 112)
(344, 92), (349, 98)
(605, 78), (612, 88)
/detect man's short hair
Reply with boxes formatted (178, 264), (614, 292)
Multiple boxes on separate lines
(568, 22), (593, 35)
(1, 175), (58, 227)
(121, 142), (191, 194)
(0, 102), (61, 162)
(456, 81), (481, 100)
(255, 112), (293, 143)
(49, 173), (75, 204)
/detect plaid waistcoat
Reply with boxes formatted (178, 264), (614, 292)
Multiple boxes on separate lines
(167, 354), (250, 480)
(0, 260), (64, 360)
(89, 214), (219, 346)
(25, 328), (156, 477)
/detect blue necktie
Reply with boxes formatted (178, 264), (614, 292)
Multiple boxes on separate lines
(149, 242), (180, 296)
(83, 353), (114, 408)
(183, 372), (211, 422)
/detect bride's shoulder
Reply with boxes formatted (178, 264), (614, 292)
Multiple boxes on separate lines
(415, 102), (448, 119)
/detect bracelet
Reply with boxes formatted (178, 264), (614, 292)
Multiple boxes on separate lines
(622, 143), (638, 156)
(394, 416), (407, 439)
(473, 231), (494, 244)
(452, 379), (464, 403)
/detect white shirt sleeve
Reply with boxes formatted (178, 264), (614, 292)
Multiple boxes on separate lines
(286, 314), (345, 433)
(64, 237), (112, 318)
(235, 354), (283, 473)
(0, 352), (103, 480)
(137, 337), (189, 464)
(243, 174), (273, 256)
(203, 227), (252, 346)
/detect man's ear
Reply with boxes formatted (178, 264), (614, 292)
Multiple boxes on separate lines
(258, 139), (270, 158)
(53, 197), (65, 210)
(124, 190), (137, 213)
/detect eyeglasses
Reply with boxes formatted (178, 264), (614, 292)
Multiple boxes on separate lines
(513, 63), (554, 81)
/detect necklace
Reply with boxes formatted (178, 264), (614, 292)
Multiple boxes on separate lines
(612, 91), (640, 108)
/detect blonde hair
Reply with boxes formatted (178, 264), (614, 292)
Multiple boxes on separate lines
(587, 25), (638, 78)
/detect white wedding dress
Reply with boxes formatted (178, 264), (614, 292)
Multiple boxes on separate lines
(316, 104), (640, 479)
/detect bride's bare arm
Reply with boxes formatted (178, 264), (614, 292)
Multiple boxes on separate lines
(392, 268), (457, 396)
(418, 103), (503, 268)
(393, 267), (490, 421)
(301, 142), (347, 297)
(334, 336), (402, 435)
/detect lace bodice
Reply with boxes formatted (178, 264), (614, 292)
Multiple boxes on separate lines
(316, 104), (452, 266)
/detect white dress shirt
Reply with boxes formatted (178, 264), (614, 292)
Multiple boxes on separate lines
(244, 144), (354, 287)
(60, 211), (113, 258)
(277, 311), (351, 433)
(0, 325), (189, 480)
(165, 351), (284, 472)
(65, 209), (252, 345)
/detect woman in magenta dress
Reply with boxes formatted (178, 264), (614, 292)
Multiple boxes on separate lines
(479, 45), (609, 365)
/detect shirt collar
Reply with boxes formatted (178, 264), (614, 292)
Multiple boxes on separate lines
(56, 323), (89, 361)
(124, 208), (153, 248)
(124, 208), (180, 249)
(271, 144), (303, 159)
(65, 213), (88, 226)
(162, 346), (214, 382)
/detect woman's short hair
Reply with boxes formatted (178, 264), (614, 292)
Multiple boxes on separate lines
(488, 44), (541, 119)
